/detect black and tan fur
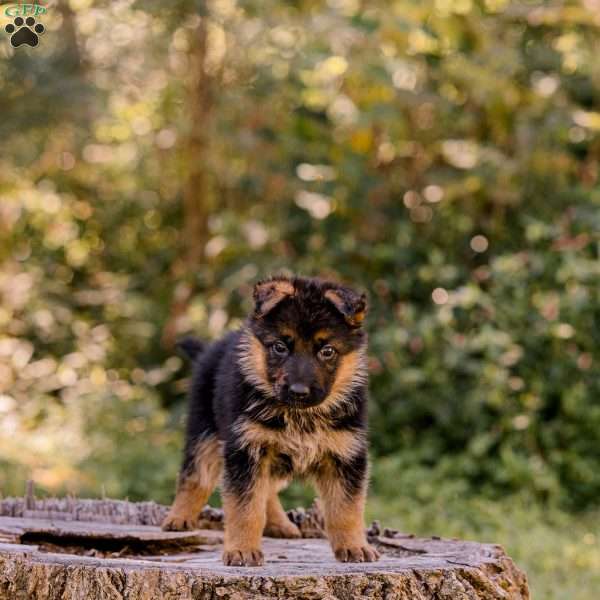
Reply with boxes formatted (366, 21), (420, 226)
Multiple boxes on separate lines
(162, 275), (379, 566)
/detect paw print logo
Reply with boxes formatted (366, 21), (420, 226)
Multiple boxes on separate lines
(5, 16), (45, 48)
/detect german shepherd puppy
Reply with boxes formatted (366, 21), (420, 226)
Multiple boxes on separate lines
(162, 275), (379, 566)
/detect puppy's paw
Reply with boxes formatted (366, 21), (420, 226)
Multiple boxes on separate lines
(222, 548), (265, 567)
(161, 512), (199, 531)
(334, 543), (380, 563)
(264, 520), (302, 539)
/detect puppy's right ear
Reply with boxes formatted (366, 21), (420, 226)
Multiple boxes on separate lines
(253, 278), (294, 318)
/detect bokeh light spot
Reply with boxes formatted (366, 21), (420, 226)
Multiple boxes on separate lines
(470, 235), (489, 253)
(432, 287), (449, 305)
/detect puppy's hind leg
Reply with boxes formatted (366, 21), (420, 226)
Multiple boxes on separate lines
(263, 479), (301, 539)
(162, 434), (222, 531)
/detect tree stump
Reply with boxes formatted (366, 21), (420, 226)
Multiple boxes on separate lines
(0, 494), (529, 600)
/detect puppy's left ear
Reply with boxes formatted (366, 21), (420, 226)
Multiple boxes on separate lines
(253, 278), (294, 318)
(325, 286), (367, 328)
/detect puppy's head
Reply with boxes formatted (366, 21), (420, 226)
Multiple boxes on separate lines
(240, 276), (367, 409)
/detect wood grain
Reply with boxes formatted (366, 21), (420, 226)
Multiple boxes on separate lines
(0, 496), (530, 599)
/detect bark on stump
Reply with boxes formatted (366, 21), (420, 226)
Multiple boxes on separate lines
(0, 495), (530, 600)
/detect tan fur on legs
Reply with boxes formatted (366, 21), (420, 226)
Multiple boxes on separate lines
(264, 480), (301, 538)
(222, 471), (270, 566)
(315, 470), (379, 563)
(162, 436), (222, 531)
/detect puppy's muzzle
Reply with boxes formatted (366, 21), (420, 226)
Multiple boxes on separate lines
(282, 383), (323, 408)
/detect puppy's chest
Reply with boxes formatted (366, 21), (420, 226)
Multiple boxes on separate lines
(239, 417), (361, 475)
(271, 427), (334, 474)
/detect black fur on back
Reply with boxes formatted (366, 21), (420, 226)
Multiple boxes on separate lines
(176, 336), (206, 362)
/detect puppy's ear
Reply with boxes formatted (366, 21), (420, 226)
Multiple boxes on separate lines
(253, 278), (294, 318)
(324, 286), (367, 327)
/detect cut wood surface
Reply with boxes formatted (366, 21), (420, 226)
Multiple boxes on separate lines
(0, 495), (530, 600)
(0, 516), (218, 544)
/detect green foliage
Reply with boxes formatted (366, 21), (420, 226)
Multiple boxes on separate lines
(367, 480), (600, 600)
(0, 0), (599, 521)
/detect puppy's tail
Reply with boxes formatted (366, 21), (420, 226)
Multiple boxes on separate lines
(176, 336), (206, 362)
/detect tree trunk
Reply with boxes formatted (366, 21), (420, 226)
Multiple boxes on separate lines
(162, 10), (219, 349)
(0, 496), (529, 600)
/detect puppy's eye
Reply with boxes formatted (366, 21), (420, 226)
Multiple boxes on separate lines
(318, 345), (336, 360)
(272, 341), (288, 356)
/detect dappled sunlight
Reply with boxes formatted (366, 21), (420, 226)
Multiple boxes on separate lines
(1, 1), (599, 596)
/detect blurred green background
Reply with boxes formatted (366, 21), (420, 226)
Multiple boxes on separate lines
(1, 0), (599, 597)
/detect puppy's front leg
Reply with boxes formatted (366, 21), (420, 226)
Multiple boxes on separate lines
(315, 451), (380, 563)
(222, 443), (269, 566)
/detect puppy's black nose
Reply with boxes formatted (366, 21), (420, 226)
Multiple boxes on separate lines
(289, 383), (310, 398)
